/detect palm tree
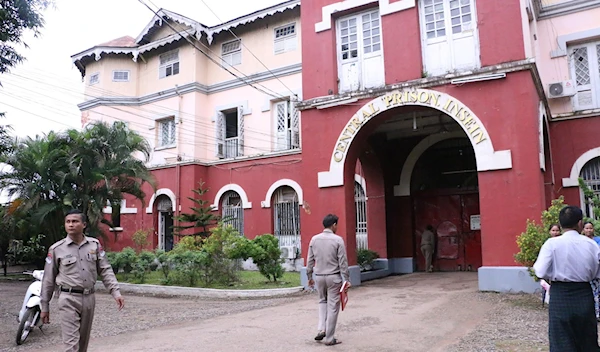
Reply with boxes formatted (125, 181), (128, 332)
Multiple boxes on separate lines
(0, 121), (156, 244)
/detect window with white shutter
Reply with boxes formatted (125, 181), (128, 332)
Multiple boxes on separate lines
(222, 40), (242, 66)
(569, 41), (600, 111)
(419, 0), (479, 76)
(89, 73), (100, 85)
(159, 50), (180, 79)
(274, 23), (297, 54)
(112, 70), (130, 82)
(157, 118), (176, 148)
(336, 9), (385, 93)
(216, 107), (244, 159)
(274, 100), (301, 151)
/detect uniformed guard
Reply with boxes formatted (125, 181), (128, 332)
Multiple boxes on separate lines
(40, 209), (125, 352)
(306, 214), (350, 346)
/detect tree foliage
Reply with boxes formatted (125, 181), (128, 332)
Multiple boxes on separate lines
(248, 234), (284, 282)
(0, 121), (155, 249)
(0, 0), (52, 75)
(515, 196), (566, 279)
(172, 181), (221, 238)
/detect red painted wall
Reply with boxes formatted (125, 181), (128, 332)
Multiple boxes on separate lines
(550, 115), (600, 207)
(477, 0), (526, 66)
(301, 0), (527, 101)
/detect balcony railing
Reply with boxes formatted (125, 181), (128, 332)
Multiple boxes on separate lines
(224, 137), (239, 158)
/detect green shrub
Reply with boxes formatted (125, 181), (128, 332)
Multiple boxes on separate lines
(249, 234), (284, 282)
(169, 250), (208, 287)
(171, 236), (203, 253)
(155, 249), (172, 281)
(130, 250), (156, 283)
(106, 251), (121, 274)
(357, 249), (380, 271)
(132, 229), (152, 252)
(116, 247), (137, 274)
(515, 196), (565, 279)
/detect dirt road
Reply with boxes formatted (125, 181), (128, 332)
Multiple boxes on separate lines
(3, 272), (496, 352)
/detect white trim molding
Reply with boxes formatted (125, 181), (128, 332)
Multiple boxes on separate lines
(145, 188), (177, 213)
(318, 88), (513, 188)
(315, 0), (415, 33)
(550, 26), (600, 58)
(102, 199), (139, 214)
(562, 147), (600, 187)
(394, 131), (465, 196)
(354, 174), (367, 195)
(211, 184), (252, 210)
(261, 179), (304, 208)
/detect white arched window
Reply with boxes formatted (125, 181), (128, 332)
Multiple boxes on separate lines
(221, 191), (244, 236)
(354, 181), (368, 249)
(581, 157), (600, 219)
(273, 186), (300, 249)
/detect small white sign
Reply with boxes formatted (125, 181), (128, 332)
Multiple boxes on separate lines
(470, 215), (481, 230)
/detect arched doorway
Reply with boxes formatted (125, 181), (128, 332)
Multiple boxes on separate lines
(272, 186), (301, 252)
(221, 190), (244, 235)
(411, 137), (481, 272)
(156, 196), (174, 251)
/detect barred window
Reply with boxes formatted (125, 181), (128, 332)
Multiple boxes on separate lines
(157, 118), (176, 147)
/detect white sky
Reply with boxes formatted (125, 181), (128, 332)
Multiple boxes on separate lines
(0, 0), (284, 139)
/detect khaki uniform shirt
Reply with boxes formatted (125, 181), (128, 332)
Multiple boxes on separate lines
(307, 229), (350, 281)
(41, 236), (121, 312)
(421, 230), (435, 248)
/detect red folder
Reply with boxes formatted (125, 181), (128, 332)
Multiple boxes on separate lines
(340, 281), (350, 311)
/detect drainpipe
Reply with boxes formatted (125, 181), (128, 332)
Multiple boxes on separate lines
(175, 84), (183, 225)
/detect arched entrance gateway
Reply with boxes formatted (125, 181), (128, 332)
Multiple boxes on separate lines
(315, 88), (513, 277)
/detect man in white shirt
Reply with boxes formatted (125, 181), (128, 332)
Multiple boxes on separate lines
(533, 205), (600, 351)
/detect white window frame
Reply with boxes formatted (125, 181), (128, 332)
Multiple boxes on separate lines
(89, 73), (100, 85)
(336, 8), (385, 93)
(569, 40), (600, 111)
(418, 0), (480, 76)
(159, 50), (180, 79)
(112, 70), (130, 82)
(274, 23), (297, 54)
(273, 100), (300, 151)
(222, 39), (242, 66)
(215, 106), (244, 159)
(157, 117), (176, 149)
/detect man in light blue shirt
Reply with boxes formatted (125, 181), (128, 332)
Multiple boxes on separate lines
(533, 205), (600, 351)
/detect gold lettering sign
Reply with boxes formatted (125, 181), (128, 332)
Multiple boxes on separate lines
(333, 89), (489, 163)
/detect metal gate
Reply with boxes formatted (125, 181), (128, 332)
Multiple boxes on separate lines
(354, 181), (368, 250)
(274, 186), (300, 249)
(222, 191), (244, 236)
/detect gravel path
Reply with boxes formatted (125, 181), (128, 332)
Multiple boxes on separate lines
(0, 275), (576, 352)
(447, 292), (550, 352)
(0, 280), (305, 352)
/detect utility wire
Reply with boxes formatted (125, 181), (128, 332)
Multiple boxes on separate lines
(4, 72), (286, 145)
(198, 0), (298, 98)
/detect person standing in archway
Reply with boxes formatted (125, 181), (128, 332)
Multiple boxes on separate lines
(421, 225), (435, 273)
(534, 206), (600, 351)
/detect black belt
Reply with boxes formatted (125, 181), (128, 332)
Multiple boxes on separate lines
(60, 287), (94, 294)
(315, 272), (340, 276)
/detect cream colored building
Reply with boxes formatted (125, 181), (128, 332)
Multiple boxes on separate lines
(72, 1), (302, 167)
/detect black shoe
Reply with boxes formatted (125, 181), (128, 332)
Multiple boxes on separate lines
(314, 332), (326, 341)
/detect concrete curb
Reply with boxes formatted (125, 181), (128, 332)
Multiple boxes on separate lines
(94, 281), (305, 299)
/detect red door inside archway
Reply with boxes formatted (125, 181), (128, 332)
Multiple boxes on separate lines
(414, 193), (481, 272)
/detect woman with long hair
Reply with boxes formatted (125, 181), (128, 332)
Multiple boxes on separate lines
(549, 223), (561, 237)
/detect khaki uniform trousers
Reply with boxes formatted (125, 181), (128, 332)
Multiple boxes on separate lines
(316, 274), (343, 344)
(421, 244), (433, 272)
(58, 292), (96, 352)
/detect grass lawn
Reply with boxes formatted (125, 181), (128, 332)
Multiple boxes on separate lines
(115, 270), (301, 290)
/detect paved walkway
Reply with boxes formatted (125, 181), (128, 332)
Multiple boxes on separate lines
(34, 272), (489, 352)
